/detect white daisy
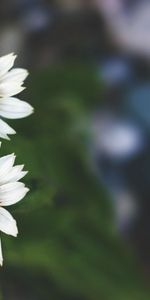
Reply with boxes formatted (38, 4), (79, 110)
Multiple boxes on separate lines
(0, 153), (29, 265)
(0, 53), (33, 140)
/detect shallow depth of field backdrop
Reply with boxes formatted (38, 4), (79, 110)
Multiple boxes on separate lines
(0, 0), (150, 299)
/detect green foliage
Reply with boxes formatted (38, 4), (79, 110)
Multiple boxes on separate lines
(0, 65), (150, 299)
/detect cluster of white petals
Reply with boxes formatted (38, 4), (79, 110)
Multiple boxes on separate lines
(0, 53), (33, 140)
(0, 154), (29, 265)
(0, 53), (33, 265)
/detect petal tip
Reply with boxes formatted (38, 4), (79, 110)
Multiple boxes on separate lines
(0, 260), (3, 266)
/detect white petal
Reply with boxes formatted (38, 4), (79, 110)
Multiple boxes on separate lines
(0, 181), (25, 193)
(0, 119), (16, 134)
(0, 239), (3, 266)
(2, 68), (29, 83)
(0, 119), (16, 140)
(0, 53), (16, 78)
(0, 82), (25, 97)
(0, 182), (29, 206)
(0, 132), (10, 140)
(0, 97), (33, 119)
(1, 187), (29, 206)
(0, 154), (15, 179)
(0, 207), (18, 237)
(0, 165), (27, 185)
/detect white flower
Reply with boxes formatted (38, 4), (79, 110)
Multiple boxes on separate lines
(0, 53), (33, 140)
(0, 153), (29, 266)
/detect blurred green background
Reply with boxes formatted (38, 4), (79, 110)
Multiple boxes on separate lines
(0, 65), (148, 299)
(0, 1), (149, 299)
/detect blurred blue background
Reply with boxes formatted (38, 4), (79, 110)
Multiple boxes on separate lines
(0, 0), (150, 299)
